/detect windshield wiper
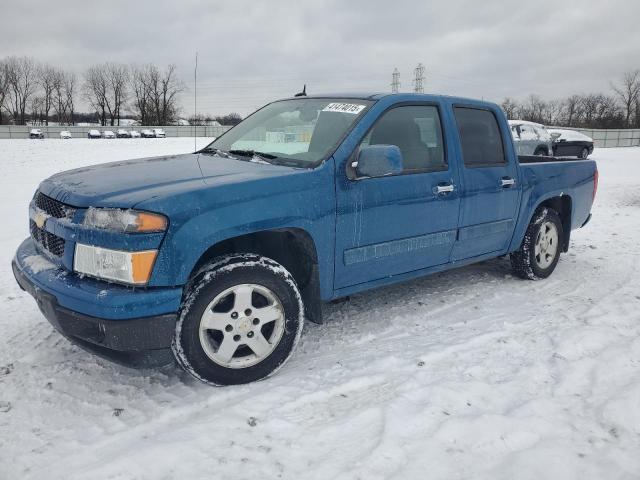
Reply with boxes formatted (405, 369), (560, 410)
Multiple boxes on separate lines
(228, 149), (279, 161)
(199, 147), (233, 158)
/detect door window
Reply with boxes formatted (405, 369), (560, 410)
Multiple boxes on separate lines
(360, 106), (446, 172)
(454, 107), (506, 166)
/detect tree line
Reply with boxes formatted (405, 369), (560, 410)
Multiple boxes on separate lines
(0, 56), (190, 126)
(501, 70), (640, 129)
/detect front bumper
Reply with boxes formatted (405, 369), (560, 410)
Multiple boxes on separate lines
(13, 238), (182, 367)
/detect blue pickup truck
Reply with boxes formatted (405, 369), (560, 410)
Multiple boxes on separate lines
(12, 93), (598, 385)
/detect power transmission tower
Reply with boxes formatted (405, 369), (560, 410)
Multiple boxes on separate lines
(413, 63), (425, 93)
(391, 68), (400, 93)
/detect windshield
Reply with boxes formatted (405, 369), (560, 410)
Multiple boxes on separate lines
(202, 98), (373, 167)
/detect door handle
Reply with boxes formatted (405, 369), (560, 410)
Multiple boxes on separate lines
(501, 177), (516, 188)
(434, 183), (455, 195)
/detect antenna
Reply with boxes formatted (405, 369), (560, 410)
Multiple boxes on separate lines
(391, 68), (400, 93)
(194, 51), (198, 152)
(413, 63), (425, 93)
(294, 84), (307, 97)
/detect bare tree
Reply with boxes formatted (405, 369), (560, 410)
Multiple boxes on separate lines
(63, 71), (76, 125)
(53, 69), (76, 125)
(84, 64), (109, 125)
(105, 63), (129, 126)
(562, 95), (583, 126)
(5, 56), (38, 125)
(148, 64), (184, 125)
(612, 70), (640, 127)
(38, 64), (57, 125)
(0, 60), (9, 125)
(501, 97), (518, 119)
(30, 95), (45, 125)
(130, 64), (152, 124)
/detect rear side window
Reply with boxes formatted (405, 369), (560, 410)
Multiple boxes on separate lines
(454, 107), (506, 166)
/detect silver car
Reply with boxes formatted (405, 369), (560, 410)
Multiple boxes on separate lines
(508, 120), (553, 156)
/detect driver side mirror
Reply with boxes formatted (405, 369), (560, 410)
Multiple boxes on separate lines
(352, 145), (404, 178)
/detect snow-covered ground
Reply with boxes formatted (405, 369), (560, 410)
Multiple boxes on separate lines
(1, 139), (639, 480)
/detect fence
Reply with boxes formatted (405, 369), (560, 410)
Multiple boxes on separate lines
(2, 124), (640, 148)
(552, 127), (640, 148)
(0, 124), (231, 140)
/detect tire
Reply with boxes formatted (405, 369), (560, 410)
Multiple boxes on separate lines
(579, 147), (589, 159)
(510, 207), (563, 280)
(533, 146), (547, 156)
(172, 253), (305, 386)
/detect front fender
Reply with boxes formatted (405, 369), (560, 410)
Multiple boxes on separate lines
(147, 163), (336, 299)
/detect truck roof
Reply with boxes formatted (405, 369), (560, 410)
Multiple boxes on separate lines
(277, 92), (500, 107)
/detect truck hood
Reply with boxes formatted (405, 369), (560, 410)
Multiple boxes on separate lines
(38, 153), (297, 208)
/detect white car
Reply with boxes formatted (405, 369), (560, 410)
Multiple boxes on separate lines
(508, 120), (553, 156)
(130, 130), (141, 138)
(29, 129), (44, 139)
(103, 130), (116, 139)
(141, 129), (155, 138)
(153, 128), (166, 138)
(87, 129), (102, 139)
(60, 131), (72, 139)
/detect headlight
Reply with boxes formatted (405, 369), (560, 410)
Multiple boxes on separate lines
(74, 243), (158, 285)
(84, 208), (167, 233)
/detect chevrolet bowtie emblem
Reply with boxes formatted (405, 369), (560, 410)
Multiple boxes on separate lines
(34, 211), (47, 229)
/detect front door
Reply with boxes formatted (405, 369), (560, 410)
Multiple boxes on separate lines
(451, 106), (521, 261)
(334, 104), (461, 289)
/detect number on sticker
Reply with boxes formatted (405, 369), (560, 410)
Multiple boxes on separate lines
(322, 103), (366, 114)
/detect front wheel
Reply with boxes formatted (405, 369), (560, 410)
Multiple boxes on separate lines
(510, 207), (563, 279)
(172, 253), (304, 386)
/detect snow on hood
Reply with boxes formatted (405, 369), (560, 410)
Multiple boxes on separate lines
(38, 153), (295, 209)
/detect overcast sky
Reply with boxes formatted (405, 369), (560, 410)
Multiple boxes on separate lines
(3, 0), (639, 116)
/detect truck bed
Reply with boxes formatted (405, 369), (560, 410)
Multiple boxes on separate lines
(518, 155), (588, 164)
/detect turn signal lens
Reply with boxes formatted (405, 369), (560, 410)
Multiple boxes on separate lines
(131, 250), (158, 284)
(135, 212), (168, 232)
(84, 208), (168, 233)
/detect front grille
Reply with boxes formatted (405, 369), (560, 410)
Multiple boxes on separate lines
(34, 192), (76, 219)
(30, 220), (65, 257)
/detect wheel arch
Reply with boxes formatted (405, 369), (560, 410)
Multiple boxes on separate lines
(534, 195), (572, 252)
(185, 227), (324, 324)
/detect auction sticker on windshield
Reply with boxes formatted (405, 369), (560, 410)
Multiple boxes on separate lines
(322, 103), (366, 114)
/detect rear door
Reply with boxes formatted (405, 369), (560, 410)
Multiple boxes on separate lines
(451, 106), (521, 261)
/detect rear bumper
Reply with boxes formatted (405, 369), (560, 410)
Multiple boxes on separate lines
(12, 238), (182, 368)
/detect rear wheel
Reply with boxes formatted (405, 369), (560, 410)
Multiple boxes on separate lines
(511, 208), (563, 279)
(172, 253), (304, 386)
(579, 147), (589, 159)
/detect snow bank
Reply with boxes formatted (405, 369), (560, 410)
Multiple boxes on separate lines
(0, 139), (639, 479)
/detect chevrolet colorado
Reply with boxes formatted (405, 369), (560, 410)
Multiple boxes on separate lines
(13, 93), (598, 385)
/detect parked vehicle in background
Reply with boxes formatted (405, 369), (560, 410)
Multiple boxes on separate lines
(130, 130), (141, 138)
(549, 129), (594, 159)
(13, 93), (598, 386)
(87, 129), (102, 139)
(103, 131), (116, 139)
(60, 131), (72, 139)
(141, 129), (155, 138)
(29, 129), (44, 139)
(116, 129), (131, 138)
(153, 128), (166, 138)
(508, 120), (553, 156)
